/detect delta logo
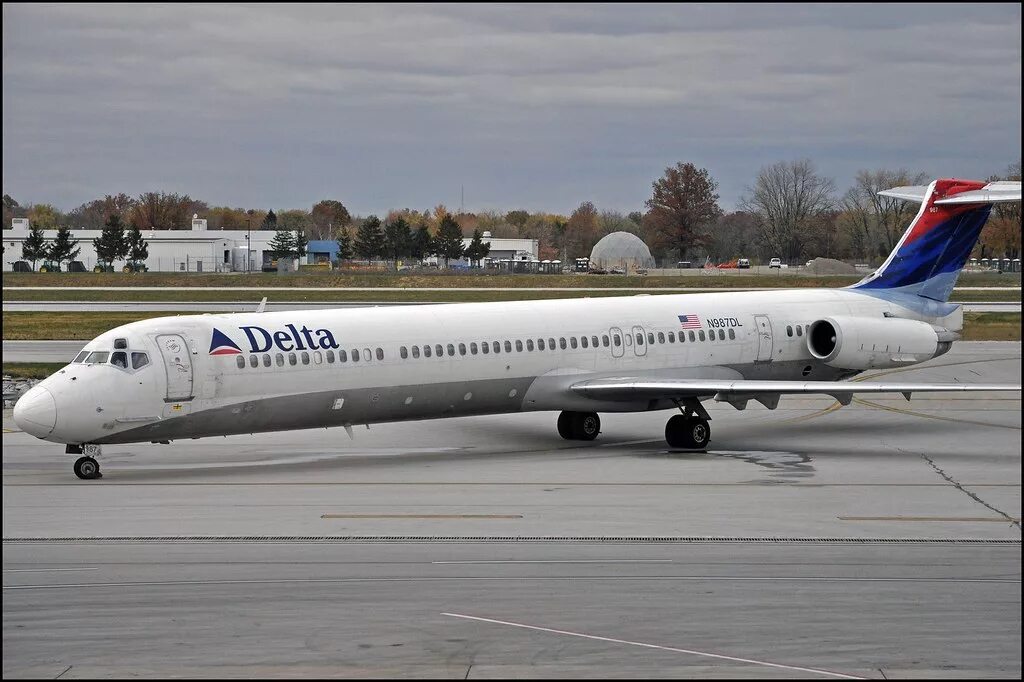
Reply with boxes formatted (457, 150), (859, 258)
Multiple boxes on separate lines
(211, 324), (341, 356)
(209, 328), (243, 355)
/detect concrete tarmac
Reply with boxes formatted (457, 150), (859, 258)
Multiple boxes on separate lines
(3, 342), (1021, 678)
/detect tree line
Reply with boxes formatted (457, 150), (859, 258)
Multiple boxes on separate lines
(4, 159), (1019, 269)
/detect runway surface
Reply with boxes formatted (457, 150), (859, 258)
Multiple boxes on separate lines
(4, 301), (1019, 313)
(3, 342), (1021, 678)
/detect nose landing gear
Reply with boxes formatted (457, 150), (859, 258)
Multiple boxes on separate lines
(67, 444), (102, 480)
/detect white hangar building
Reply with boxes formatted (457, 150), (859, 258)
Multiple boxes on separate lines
(3, 217), (278, 273)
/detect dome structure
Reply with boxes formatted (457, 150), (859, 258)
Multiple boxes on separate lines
(589, 231), (655, 272)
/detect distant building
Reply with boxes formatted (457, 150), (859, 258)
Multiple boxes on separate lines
(3, 217), (276, 272)
(311, 230), (539, 267)
(589, 232), (655, 273)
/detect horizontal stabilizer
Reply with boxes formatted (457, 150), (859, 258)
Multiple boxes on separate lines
(879, 181), (1021, 204)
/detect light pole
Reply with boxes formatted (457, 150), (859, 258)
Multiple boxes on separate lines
(246, 210), (253, 273)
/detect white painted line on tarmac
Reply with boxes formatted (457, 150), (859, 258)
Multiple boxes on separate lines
(441, 611), (865, 679)
(3, 567), (98, 572)
(431, 560), (673, 564)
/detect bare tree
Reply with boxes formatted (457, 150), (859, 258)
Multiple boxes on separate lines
(839, 169), (928, 262)
(740, 160), (835, 264)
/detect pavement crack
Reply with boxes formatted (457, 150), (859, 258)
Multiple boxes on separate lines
(906, 448), (1021, 531)
(878, 668), (887, 680)
(55, 665), (72, 679)
(464, 663), (472, 679)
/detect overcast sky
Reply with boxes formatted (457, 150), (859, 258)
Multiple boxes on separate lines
(3, 3), (1021, 216)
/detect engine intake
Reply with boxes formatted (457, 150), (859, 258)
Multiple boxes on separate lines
(806, 316), (940, 370)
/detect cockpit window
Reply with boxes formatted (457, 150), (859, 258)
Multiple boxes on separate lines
(73, 351), (88, 363)
(114, 338), (128, 350)
(111, 351), (129, 369)
(131, 352), (150, 369)
(85, 351), (109, 364)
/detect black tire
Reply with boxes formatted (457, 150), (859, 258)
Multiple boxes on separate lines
(665, 415), (711, 450)
(74, 456), (101, 480)
(573, 412), (601, 441)
(557, 411), (575, 440)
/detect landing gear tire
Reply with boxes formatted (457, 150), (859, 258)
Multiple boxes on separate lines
(665, 415), (711, 450)
(557, 411), (601, 441)
(74, 456), (102, 480)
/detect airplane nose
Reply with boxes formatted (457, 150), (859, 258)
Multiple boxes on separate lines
(13, 386), (57, 438)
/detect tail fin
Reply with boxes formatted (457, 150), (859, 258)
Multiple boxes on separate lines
(850, 178), (1021, 302)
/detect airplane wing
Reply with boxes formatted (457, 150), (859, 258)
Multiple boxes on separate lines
(877, 185), (929, 203)
(570, 377), (1021, 408)
(880, 181), (1021, 205)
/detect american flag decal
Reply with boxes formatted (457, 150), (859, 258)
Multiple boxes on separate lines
(678, 314), (702, 329)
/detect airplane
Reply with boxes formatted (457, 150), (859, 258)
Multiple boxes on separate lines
(12, 178), (1023, 479)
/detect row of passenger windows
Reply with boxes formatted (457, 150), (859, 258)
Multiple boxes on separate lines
(234, 347), (383, 369)
(232, 327), (739, 370)
(786, 324), (806, 337)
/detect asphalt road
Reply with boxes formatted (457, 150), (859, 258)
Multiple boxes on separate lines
(3, 342), (1021, 678)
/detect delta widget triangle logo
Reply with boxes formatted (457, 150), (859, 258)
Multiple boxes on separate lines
(209, 328), (243, 355)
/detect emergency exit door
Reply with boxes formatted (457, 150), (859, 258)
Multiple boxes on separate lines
(754, 315), (774, 362)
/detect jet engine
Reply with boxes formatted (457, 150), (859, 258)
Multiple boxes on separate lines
(807, 316), (946, 370)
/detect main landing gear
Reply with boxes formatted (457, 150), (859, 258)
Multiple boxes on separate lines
(557, 411), (601, 441)
(68, 444), (102, 480)
(665, 397), (711, 450)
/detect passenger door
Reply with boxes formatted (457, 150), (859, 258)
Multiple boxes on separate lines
(754, 315), (774, 362)
(156, 334), (194, 401)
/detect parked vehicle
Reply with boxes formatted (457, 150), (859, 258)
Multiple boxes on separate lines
(769, 258), (782, 269)
(737, 258), (751, 269)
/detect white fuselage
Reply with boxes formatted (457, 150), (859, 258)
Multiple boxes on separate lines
(18, 289), (954, 446)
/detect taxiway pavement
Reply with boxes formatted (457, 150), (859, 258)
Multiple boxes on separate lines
(3, 342), (1021, 678)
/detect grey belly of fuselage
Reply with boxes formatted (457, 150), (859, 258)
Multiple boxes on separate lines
(99, 375), (542, 444)
(98, 359), (851, 445)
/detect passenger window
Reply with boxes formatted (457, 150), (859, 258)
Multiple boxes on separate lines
(73, 351), (88, 363)
(516, 340), (523, 352)
(263, 353), (271, 367)
(728, 328), (735, 340)
(470, 342), (478, 355)
(400, 346), (408, 359)
(236, 356), (245, 369)
(351, 349), (359, 362)
(339, 350), (348, 362)
(458, 343), (467, 356)
(276, 353), (284, 366)
(657, 332), (665, 344)
(787, 325), (793, 337)
(423, 345), (432, 358)
(506, 340), (513, 353)
(538, 339), (545, 351)
(636, 333), (644, 345)
(613, 334), (620, 347)
(581, 336), (588, 349)
(326, 350), (335, 363)
(625, 334), (632, 346)
(289, 352), (297, 365)
(114, 338), (127, 350)
(648, 332), (655, 345)
(364, 348), (372, 361)
(699, 330), (706, 341)
(412, 345), (420, 358)
(603, 335), (610, 347)
(250, 355), (259, 368)
(376, 348), (384, 360)
(85, 351), (109, 364)
(796, 325), (803, 336)
(570, 337), (577, 349)
(448, 343), (456, 356)
(481, 342), (489, 355)
(548, 338), (556, 350)
(436, 344), (443, 357)
(301, 351), (310, 365)
(110, 351), (129, 368)
(131, 352), (150, 369)
(718, 329), (725, 340)
(688, 331), (695, 342)
(527, 339), (535, 351)
(493, 341), (501, 353)
(559, 338), (566, 350)
(668, 332), (675, 343)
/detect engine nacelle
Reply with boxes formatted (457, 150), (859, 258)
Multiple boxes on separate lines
(807, 316), (940, 370)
